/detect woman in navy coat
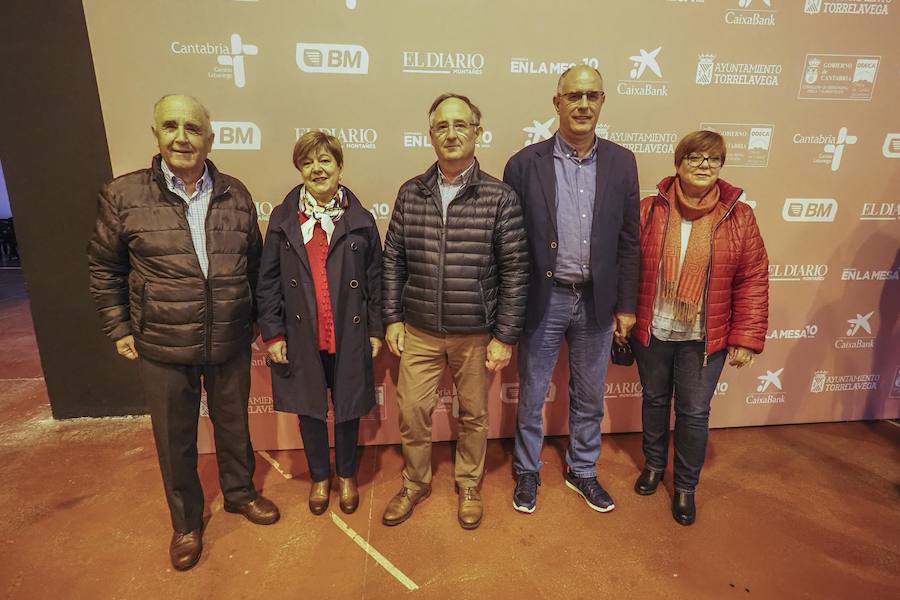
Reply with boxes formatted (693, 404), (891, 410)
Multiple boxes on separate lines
(256, 131), (383, 515)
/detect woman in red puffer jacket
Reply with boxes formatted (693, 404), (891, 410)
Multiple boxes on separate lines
(628, 130), (768, 526)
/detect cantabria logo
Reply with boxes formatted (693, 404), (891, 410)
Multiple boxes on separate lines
(804, 0), (890, 15)
(769, 264), (828, 282)
(402, 51), (484, 75)
(523, 117), (556, 146)
(766, 324), (818, 340)
(295, 127), (377, 149)
(782, 198), (837, 222)
(695, 54), (782, 86)
(834, 310), (875, 349)
(841, 267), (900, 281)
(700, 123), (773, 167)
(792, 127), (857, 171)
(810, 371), (879, 393)
(510, 56), (600, 75)
(596, 123), (676, 154)
(725, 0), (776, 26)
(798, 55), (879, 101)
(212, 121), (261, 150)
(296, 43), (368, 74)
(746, 368), (786, 404)
(403, 130), (493, 149)
(617, 47), (669, 96)
(170, 33), (257, 88)
(859, 202), (900, 221)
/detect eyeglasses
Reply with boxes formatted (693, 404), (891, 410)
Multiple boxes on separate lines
(431, 121), (479, 137)
(558, 91), (605, 105)
(684, 154), (723, 168)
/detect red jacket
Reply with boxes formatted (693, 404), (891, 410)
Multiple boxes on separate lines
(633, 176), (769, 357)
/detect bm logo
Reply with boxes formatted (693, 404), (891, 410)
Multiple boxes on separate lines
(296, 43), (369, 74)
(782, 198), (837, 223)
(212, 121), (261, 150)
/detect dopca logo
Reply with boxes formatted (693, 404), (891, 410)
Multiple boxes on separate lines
(170, 33), (257, 88)
(792, 126), (857, 171)
(700, 123), (773, 167)
(523, 117), (556, 146)
(617, 47), (669, 97)
(212, 121), (261, 150)
(695, 54), (782, 86)
(725, 0), (776, 26)
(294, 127), (377, 150)
(834, 311), (875, 349)
(296, 43), (369, 74)
(782, 198), (837, 222)
(804, 0), (891, 15)
(769, 264), (828, 282)
(403, 130), (493, 149)
(596, 123), (676, 155)
(841, 267), (900, 281)
(859, 202), (900, 221)
(746, 368), (785, 404)
(810, 371), (879, 393)
(798, 54), (879, 101)
(510, 56), (600, 75)
(883, 133), (900, 158)
(501, 383), (557, 404)
(402, 50), (484, 75)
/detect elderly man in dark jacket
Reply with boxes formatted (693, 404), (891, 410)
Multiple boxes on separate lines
(88, 95), (279, 572)
(381, 93), (529, 530)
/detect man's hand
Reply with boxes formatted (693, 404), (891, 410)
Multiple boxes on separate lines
(268, 340), (288, 364)
(485, 338), (513, 372)
(614, 312), (636, 346)
(386, 322), (405, 357)
(369, 337), (382, 359)
(115, 335), (139, 360)
(727, 346), (754, 368)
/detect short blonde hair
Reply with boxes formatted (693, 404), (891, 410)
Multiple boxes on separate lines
(292, 131), (344, 170)
(674, 130), (727, 167)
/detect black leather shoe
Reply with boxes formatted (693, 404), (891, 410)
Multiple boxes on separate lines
(634, 468), (663, 496)
(672, 491), (696, 526)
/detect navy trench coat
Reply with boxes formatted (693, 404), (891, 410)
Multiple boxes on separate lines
(256, 185), (384, 422)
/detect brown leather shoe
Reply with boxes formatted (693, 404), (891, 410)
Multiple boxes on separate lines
(382, 485), (431, 526)
(457, 486), (483, 530)
(224, 495), (280, 525)
(308, 479), (331, 515)
(169, 529), (202, 571)
(337, 476), (359, 514)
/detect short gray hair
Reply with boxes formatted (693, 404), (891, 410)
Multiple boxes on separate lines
(152, 94), (212, 128)
(427, 92), (482, 126)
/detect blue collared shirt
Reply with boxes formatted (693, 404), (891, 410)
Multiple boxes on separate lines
(437, 160), (476, 221)
(553, 134), (597, 284)
(160, 160), (213, 278)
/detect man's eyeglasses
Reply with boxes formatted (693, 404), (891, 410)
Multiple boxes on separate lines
(431, 121), (479, 137)
(684, 154), (723, 169)
(558, 91), (605, 105)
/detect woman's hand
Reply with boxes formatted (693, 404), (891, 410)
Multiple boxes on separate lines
(369, 337), (382, 359)
(727, 345), (754, 368)
(267, 340), (288, 364)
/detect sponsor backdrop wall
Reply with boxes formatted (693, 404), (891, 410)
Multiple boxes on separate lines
(82, 0), (900, 452)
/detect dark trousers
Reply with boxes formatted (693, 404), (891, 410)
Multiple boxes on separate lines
(632, 336), (726, 493)
(299, 352), (361, 482)
(139, 348), (258, 533)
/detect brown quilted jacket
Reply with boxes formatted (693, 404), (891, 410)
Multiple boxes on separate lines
(633, 176), (769, 357)
(88, 156), (262, 365)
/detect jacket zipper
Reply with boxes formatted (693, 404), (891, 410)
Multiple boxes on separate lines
(700, 199), (738, 366)
(645, 198), (670, 342)
(201, 185), (230, 362)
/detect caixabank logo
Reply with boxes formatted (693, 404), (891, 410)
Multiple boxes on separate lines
(746, 368), (786, 405)
(834, 311), (875, 350)
(170, 33), (257, 88)
(804, 0), (891, 15)
(617, 47), (669, 97)
(296, 42), (368, 74)
(523, 117), (557, 146)
(699, 123), (773, 167)
(695, 53), (782, 87)
(724, 0), (776, 26)
(798, 54), (879, 101)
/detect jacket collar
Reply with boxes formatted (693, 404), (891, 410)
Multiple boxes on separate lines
(655, 175), (744, 210)
(150, 154), (231, 200)
(414, 158), (485, 197)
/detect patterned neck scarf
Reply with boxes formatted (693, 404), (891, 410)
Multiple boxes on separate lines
(300, 185), (345, 244)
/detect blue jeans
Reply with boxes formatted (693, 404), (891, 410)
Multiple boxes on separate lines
(632, 336), (726, 493)
(514, 284), (614, 478)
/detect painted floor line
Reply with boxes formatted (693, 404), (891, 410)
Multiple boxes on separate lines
(0, 377), (45, 382)
(330, 511), (419, 591)
(257, 450), (293, 479)
(886, 420), (900, 430)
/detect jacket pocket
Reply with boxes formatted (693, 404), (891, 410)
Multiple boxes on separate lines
(478, 279), (489, 322)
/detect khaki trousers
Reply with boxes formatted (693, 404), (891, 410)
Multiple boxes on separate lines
(397, 324), (491, 491)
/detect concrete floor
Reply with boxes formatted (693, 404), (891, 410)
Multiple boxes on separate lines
(1, 269), (899, 600)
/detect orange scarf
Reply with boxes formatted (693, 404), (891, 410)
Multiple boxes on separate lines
(660, 178), (720, 323)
